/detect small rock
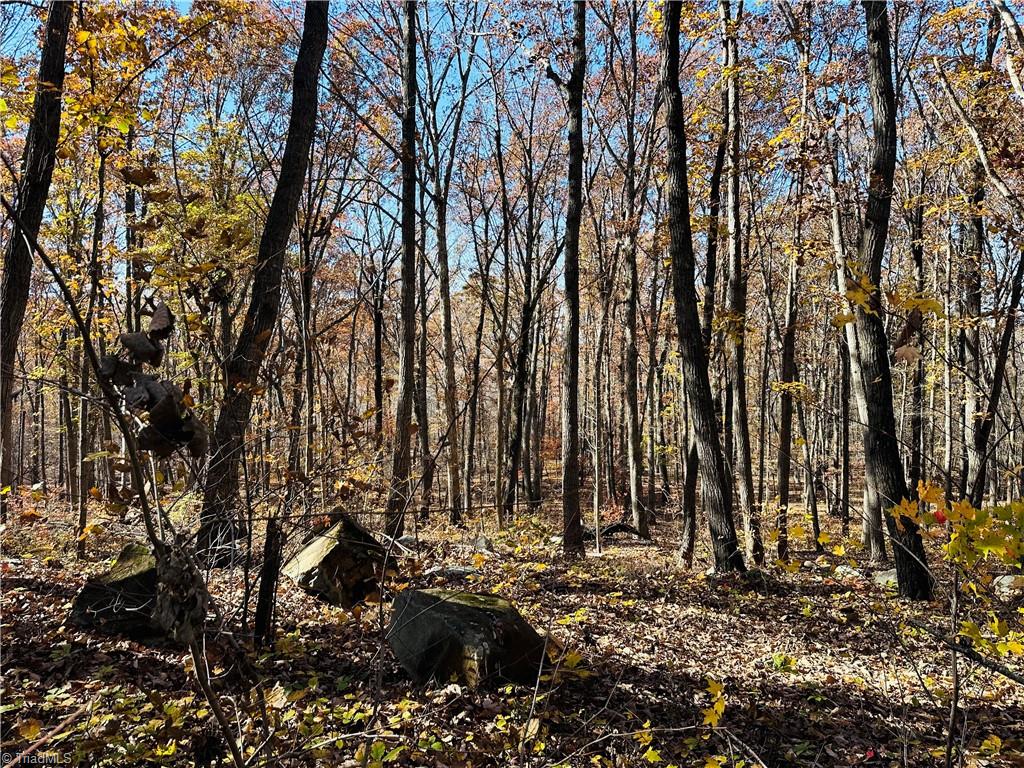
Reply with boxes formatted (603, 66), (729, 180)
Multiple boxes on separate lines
(873, 569), (898, 589)
(388, 589), (546, 688)
(833, 564), (862, 580)
(472, 535), (495, 553)
(993, 574), (1024, 599)
(424, 565), (480, 580)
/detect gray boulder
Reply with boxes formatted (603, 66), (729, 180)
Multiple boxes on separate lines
(283, 514), (391, 608)
(388, 589), (545, 688)
(69, 543), (161, 638)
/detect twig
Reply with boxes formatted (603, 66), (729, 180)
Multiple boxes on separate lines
(190, 640), (245, 768)
(720, 727), (769, 768)
(909, 618), (1024, 687)
(7, 700), (92, 766)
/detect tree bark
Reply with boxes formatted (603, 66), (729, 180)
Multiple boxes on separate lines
(0, 0), (72, 519)
(384, 0), (419, 538)
(198, 0), (329, 561)
(559, 0), (586, 556)
(661, 0), (744, 572)
(720, 0), (761, 564)
(854, 0), (930, 600)
(414, 186), (434, 519)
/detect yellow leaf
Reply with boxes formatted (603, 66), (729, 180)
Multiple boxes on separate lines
(643, 747), (662, 763)
(154, 740), (177, 757)
(706, 678), (724, 698)
(980, 734), (1002, 756)
(18, 718), (42, 740)
(817, 532), (831, 545)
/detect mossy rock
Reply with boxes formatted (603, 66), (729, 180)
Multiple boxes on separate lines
(69, 543), (162, 639)
(283, 513), (389, 608)
(387, 588), (546, 688)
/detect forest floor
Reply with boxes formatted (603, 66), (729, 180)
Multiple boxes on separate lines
(2, 499), (1023, 767)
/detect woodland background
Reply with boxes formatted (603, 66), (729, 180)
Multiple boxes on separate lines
(1, 0), (1023, 766)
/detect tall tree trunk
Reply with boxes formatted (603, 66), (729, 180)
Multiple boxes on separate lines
(967, 246), (1024, 506)
(463, 229), (492, 514)
(721, 0), (761, 564)
(384, 0), (418, 538)
(76, 147), (108, 558)
(435, 194), (463, 524)
(853, 0), (930, 600)
(961, 17), (1000, 505)
(827, 146), (886, 562)
(661, 0), (744, 572)
(556, 0), (586, 556)
(840, 337), (851, 537)
(620, 7), (646, 541)
(592, 294), (610, 551)
(0, 0), (72, 520)
(908, 190), (926, 495)
(414, 188), (434, 519)
(198, 1), (329, 561)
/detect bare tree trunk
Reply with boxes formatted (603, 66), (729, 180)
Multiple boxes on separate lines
(435, 197), (463, 524)
(853, 0), (930, 600)
(908, 189), (926, 495)
(826, 143), (886, 562)
(592, 294), (610, 552)
(0, 0), (72, 519)
(463, 217), (493, 514)
(661, 0), (744, 572)
(721, 0), (761, 564)
(840, 337), (851, 537)
(414, 188), (434, 519)
(76, 146), (108, 558)
(381, 0), (419, 538)
(551, 0), (586, 556)
(199, 0), (329, 561)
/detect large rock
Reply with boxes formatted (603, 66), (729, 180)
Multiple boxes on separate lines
(69, 543), (161, 638)
(283, 514), (389, 608)
(388, 589), (546, 688)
